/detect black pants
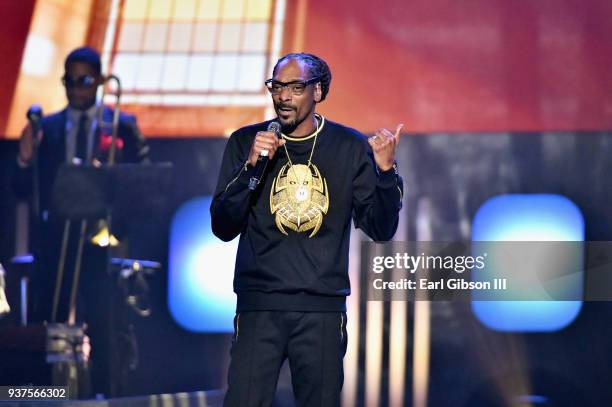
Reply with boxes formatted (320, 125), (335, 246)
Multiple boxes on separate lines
(224, 311), (348, 407)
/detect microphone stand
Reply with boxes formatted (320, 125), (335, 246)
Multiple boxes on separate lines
(66, 74), (122, 325)
(25, 107), (42, 325)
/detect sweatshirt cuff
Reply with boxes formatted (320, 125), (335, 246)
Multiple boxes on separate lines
(377, 165), (399, 188)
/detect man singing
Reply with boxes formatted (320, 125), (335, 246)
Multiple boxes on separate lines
(211, 53), (403, 406)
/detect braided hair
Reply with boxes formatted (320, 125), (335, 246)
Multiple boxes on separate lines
(273, 53), (332, 101)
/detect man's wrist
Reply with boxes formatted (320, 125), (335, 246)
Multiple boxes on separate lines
(377, 161), (398, 175)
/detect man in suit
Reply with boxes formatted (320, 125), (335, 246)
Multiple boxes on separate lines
(15, 47), (149, 212)
(12, 46), (149, 397)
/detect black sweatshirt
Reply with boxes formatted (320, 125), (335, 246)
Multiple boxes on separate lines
(210, 116), (403, 312)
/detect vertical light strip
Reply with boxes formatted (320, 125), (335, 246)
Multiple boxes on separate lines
(342, 225), (361, 407)
(412, 300), (430, 407)
(389, 204), (409, 407)
(389, 295), (407, 407)
(264, 0), (286, 119)
(365, 243), (383, 407)
(413, 198), (433, 407)
(270, 0), (286, 61)
(184, 0), (202, 96)
(101, 0), (121, 76)
(209, 0), (224, 93)
(292, 0), (307, 52)
(100, 0), (121, 106)
(389, 302), (408, 407)
(233, 0), (247, 94)
(157, 0), (176, 93)
(260, 0), (298, 122)
(365, 299), (383, 406)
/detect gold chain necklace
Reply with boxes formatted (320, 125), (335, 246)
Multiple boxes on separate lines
(281, 115), (323, 168)
(271, 114), (328, 237)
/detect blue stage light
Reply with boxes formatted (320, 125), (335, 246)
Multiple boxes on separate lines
(168, 196), (237, 332)
(471, 194), (584, 332)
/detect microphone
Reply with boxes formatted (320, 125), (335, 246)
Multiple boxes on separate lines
(26, 104), (43, 142)
(27, 104), (43, 128)
(248, 121), (281, 191)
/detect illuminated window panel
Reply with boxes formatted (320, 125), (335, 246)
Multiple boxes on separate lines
(148, 0), (173, 21)
(243, 23), (268, 52)
(471, 194), (584, 332)
(197, 0), (222, 21)
(167, 23), (193, 52)
(123, 0), (149, 20)
(222, 0), (246, 21)
(161, 55), (189, 90)
(135, 54), (164, 90)
(217, 23), (242, 52)
(246, 0), (272, 20)
(104, 0), (284, 105)
(117, 23), (144, 52)
(172, 0), (198, 20)
(142, 23), (169, 52)
(193, 23), (218, 52)
(237, 55), (266, 91)
(211, 54), (239, 91)
(112, 53), (139, 90)
(187, 55), (214, 90)
(169, 196), (237, 333)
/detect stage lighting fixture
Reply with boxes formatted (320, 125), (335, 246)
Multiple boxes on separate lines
(168, 196), (237, 332)
(471, 194), (584, 332)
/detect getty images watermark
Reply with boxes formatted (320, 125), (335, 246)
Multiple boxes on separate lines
(361, 241), (612, 301)
(371, 251), (508, 291)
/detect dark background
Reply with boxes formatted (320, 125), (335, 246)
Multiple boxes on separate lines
(2, 130), (612, 405)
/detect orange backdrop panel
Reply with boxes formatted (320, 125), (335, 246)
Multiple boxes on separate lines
(2, 0), (612, 137)
(307, 0), (612, 132)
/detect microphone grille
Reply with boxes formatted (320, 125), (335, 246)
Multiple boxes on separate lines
(27, 104), (43, 122)
(267, 121), (281, 135)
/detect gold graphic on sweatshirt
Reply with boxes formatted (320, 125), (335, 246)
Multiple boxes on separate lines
(270, 163), (329, 237)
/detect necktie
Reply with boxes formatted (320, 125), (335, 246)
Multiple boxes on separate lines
(75, 113), (88, 164)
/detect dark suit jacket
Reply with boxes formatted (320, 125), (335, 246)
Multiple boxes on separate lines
(12, 105), (150, 215)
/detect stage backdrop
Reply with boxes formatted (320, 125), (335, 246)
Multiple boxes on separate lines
(2, 0), (612, 137)
(3, 130), (612, 405)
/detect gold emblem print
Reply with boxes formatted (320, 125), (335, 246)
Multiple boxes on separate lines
(270, 163), (329, 237)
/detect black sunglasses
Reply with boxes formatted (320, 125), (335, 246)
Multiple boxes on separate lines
(62, 74), (97, 88)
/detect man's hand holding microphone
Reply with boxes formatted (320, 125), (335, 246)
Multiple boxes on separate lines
(247, 122), (284, 190)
